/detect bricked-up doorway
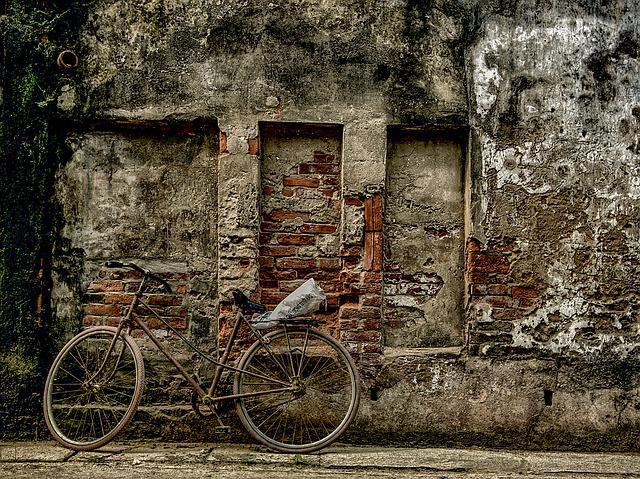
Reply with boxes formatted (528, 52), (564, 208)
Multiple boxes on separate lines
(384, 127), (467, 348)
(258, 122), (343, 335)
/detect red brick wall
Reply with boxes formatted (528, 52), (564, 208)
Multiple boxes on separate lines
(466, 238), (542, 355)
(82, 267), (189, 335)
(259, 125), (343, 335)
(338, 194), (384, 373)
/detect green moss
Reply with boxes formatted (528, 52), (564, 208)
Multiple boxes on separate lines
(0, 0), (89, 438)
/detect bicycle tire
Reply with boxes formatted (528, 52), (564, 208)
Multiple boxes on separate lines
(234, 327), (360, 453)
(43, 326), (144, 451)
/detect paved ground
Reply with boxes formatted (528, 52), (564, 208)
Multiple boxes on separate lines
(1, 441), (640, 478)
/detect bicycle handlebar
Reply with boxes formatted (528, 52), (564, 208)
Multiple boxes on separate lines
(105, 261), (173, 293)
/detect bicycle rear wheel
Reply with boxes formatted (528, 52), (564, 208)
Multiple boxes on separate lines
(43, 326), (144, 451)
(234, 327), (360, 453)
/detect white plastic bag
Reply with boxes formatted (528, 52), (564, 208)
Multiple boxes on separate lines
(269, 278), (326, 321)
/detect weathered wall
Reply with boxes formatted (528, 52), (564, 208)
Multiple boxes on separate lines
(384, 129), (466, 348)
(2, 0), (638, 449)
(466, 3), (640, 357)
(259, 123), (343, 334)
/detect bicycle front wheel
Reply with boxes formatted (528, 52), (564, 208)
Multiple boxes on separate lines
(43, 326), (144, 451)
(234, 328), (360, 453)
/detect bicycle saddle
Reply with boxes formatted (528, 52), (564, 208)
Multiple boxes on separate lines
(231, 290), (266, 313)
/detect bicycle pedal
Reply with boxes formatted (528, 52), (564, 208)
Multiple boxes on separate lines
(215, 425), (231, 434)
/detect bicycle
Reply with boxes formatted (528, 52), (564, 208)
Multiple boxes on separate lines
(43, 261), (361, 453)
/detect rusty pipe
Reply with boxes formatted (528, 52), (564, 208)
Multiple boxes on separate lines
(56, 50), (79, 70)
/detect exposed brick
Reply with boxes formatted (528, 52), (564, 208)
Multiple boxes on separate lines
(302, 223), (337, 234)
(361, 295), (382, 307)
(343, 257), (360, 269)
(262, 186), (274, 196)
(276, 234), (315, 245)
(319, 188), (335, 197)
(276, 258), (317, 270)
(364, 194), (383, 232)
(260, 222), (282, 232)
(363, 343), (383, 354)
(318, 258), (341, 270)
(482, 295), (513, 307)
(512, 286), (539, 298)
(100, 292), (133, 304)
(146, 294), (183, 306)
(322, 176), (339, 186)
(516, 298), (539, 309)
(363, 318), (382, 330)
(341, 331), (382, 343)
(176, 285), (188, 294)
(258, 256), (275, 269)
(219, 303), (234, 313)
(297, 269), (337, 280)
(340, 246), (361, 257)
(340, 294), (359, 305)
(259, 270), (276, 280)
(124, 281), (143, 292)
(282, 188), (295, 197)
(339, 305), (380, 320)
(83, 315), (103, 326)
(219, 131), (228, 154)
(259, 245), (298, 257)
(168, 318), (188, 330)
(467, 272), (488, 284)
(488, 284), (511, 295)
(326, 293), (340, 306)
(88, 280), (124, 292)
(471, 284), (488, 295)
(363, 272), (382, 283)
(339, 318), (358, 329)
(318, 281), (341, 293)
(105, 316), (124, 327)
(160, 272), (190, 281)
(466, 237), (482, 252)
(261, 290), (288, 305)
(468, 253), (510, 273)
(273, 270), (297, 280)
(259, 233), (273, 244)
(247, 137), (259, 155)
(144, 316), (188, 330)
(282, 177), (320, 188)
(83, 303), (122, 316)
(340, 271), (361, 282)
(364, 232), (383, 271)
(350, 282), (382, 295)
(344, 196), (363, 206)
(279, 280), (306, 292)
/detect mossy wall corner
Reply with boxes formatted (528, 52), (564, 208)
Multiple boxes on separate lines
(0, 0), (87, 436)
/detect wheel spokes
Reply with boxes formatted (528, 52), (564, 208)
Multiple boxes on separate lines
(238, 330), (356, 449)
(48, 331), (140, 445)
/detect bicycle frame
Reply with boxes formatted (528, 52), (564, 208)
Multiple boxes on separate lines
(97, 274), (295, 414)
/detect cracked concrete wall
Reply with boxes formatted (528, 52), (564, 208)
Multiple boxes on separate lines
(467, 3), (640, 359)
(42, 0), (640, 450)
